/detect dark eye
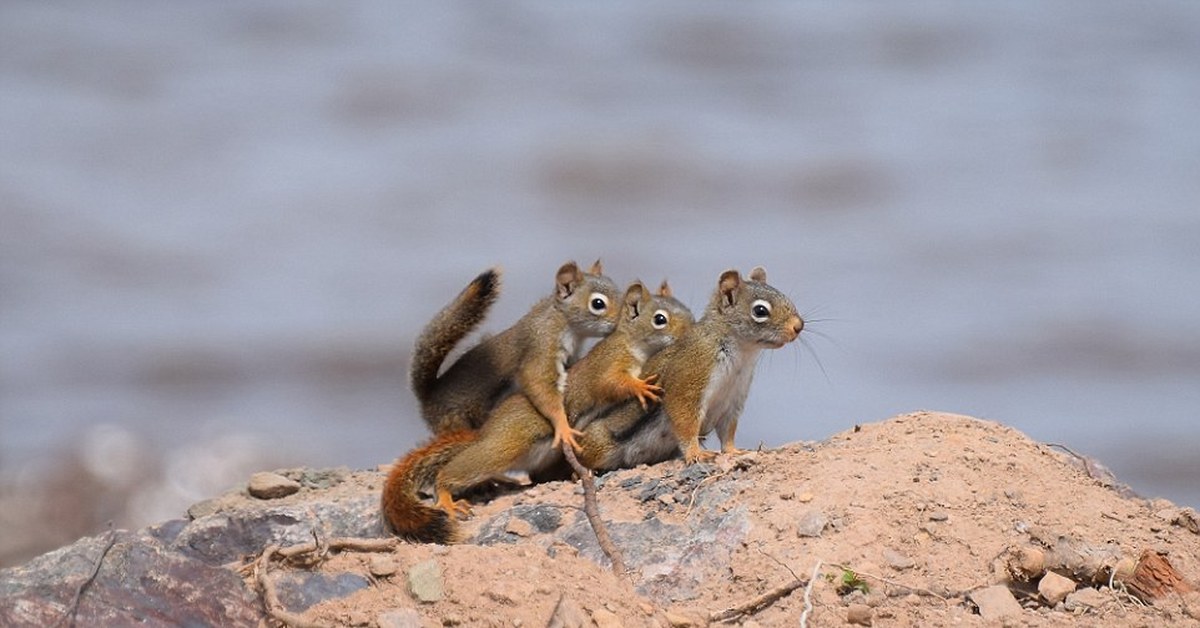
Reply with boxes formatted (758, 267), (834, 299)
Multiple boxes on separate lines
(750, 299), (771, 322)
(652, 311), (669, 329)
(588, 293), (609, 315)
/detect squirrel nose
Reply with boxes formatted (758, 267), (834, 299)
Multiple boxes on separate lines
(791, 316), (804, 337)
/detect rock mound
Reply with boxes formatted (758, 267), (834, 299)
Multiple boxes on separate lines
(2, 412), (1198, 626)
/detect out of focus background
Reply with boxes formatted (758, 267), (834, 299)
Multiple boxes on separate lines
(3, 2), (1198, 566)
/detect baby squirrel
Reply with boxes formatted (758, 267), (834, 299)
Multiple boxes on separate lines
(382, 281), (692, 543)
(409, 260), (619, 449)
(576, 267), (802, 471)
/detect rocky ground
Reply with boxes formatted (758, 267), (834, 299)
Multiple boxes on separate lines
(2, 411), (1198, 627)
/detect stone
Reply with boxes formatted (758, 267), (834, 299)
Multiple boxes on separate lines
(847, 602), (873, 625)
(1037, 571), (1076, 606)
(0, 530), (262, 626)
(377, 608), (422, 628)
(796, 509), (828, 538)
(968, 585), (1023, 620)
(506, 517), (535, 537)
(407, 559), (443, 603)
(369, 556), (399, 577)
(1064, 587), (1109, 611)
(928, 511), (949, 522)
(247, 471), (301, 499)
(273, 571), (370, 613)
(882, 548), (914, 571)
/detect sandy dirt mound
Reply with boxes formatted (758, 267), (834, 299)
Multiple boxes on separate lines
(253, 411), (1200, 626)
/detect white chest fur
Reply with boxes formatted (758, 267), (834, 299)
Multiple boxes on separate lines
(556, 331), (581, 393)
(698, 343), (761, 436)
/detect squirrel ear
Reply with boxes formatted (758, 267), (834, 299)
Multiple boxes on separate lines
(556, 261), (582, 299)
(658, 280), (672, 298)
(748, 267), (767, 282)
(718, 270), (741, 307)
(623, 282), (646, 319)
(589, 259), (604, 275)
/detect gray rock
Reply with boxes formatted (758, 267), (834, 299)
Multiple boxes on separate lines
(0, 530), (262, 626)
(1037, 571), (1076, 606)
(796, 509), (828, 538)
(968, 585), (1023, 620)
(248, 471), (301, 499)
(408, 559), (443, 603)
(171, 493), (385, 564)
(273, 571), (370, 613)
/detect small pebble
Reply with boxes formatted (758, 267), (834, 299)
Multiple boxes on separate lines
(247, 472), (301, 500)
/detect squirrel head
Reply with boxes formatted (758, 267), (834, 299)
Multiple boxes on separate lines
(617, 280), (695, 355)
(554, 259), (620, 337)
(707, 266), (803, 348)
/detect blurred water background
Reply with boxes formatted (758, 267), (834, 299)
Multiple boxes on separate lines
(2, 1), (1198, 565)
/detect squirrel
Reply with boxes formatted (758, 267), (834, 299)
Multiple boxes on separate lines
(575, 267), (803, 471)
(382, 281), (693, 543)
(409, 260), (620, 449)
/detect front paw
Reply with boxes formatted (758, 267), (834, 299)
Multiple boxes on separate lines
(683, 445), (718, 464)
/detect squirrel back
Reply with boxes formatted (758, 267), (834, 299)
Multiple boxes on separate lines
(411, 261), (619, 434)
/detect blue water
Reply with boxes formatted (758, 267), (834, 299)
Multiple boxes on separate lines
(2, 1), (1198, 530)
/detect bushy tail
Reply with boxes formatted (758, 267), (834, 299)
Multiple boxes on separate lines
(409, 269), (501, 405)
(381, 429), (478, 544)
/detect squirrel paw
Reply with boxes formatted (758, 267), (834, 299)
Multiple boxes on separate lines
(435, 491), (473, 519)
(683, 446), (718, 464)
(552, 425), (585, 452)
(630, 375), (664, 409)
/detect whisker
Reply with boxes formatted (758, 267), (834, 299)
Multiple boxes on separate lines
(799, 336), (832, 386)
(801, 327), (844, 352)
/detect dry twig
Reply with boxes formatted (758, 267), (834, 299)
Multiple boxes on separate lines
(249, 536), (401, 628)
(561, 441), (628, 576)
(57, 522), (117, 628)
(799, 559), (822, 628)
(711, 578), (807, 623)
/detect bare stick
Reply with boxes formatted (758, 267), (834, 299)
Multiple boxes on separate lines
(57, 522), (117, 628)
(561, 442), (628, 576)
(799, 559), (822, 628)
(254, 544), (331, 628)
(250, 537), (401, 628)
(710, 578), (806, 623)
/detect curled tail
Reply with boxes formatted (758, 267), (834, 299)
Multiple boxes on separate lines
(381, 429), (478, 544)
(409, 269), (501, 406)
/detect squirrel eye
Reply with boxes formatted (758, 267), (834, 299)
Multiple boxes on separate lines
(588, 293), (610, 315)
(750, 299), (772, 323)
(652, 310), (669, 329)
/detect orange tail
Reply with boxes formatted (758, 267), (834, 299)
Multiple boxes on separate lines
(381, 429), (478, 543)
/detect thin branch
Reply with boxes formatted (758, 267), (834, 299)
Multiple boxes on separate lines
(250, 537), (401, 628)
(57, 522), (117, 628)
(710, 578), (807, 623)
(799, 559), (822, 628)
(561, 441), (628, 577)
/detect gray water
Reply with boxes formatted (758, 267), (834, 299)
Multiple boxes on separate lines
(2, 1), (1198, 530)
